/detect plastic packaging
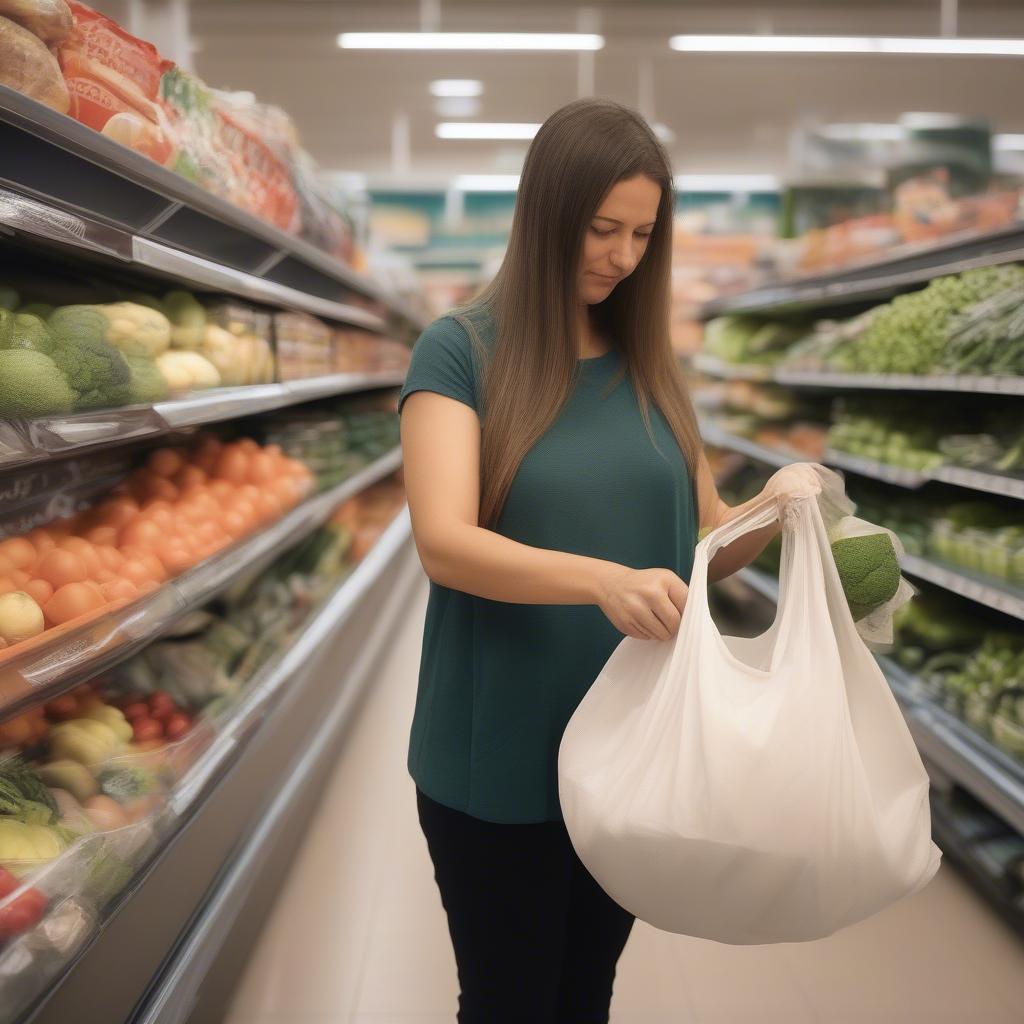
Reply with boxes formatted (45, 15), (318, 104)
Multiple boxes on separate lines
(274, 311), (333, 381)
(559, 474), (940, 944)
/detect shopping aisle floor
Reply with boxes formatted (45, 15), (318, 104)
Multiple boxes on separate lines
(228, 572), (1024, 1024)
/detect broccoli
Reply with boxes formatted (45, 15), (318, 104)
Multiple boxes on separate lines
(124, 353), (169, 405)
(0, 349), (76, 417)
(46, 306), (133, 409)
(830, 532), (901, 621)
(17, 303), (55, 320)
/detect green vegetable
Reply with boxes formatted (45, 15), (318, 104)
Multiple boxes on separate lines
(126, 292), (167, 315)
(163, 290), (207, 349)
(96, 767), (158, 802)
(0, 287), (19, 311)
(830, 532), (901, 621)
(0, 349), (76, 417)
(125, 353), (169, 404)
(51, 302), (171, 358)
(16, 303), (54, 320)
(0, 757), (58, 823)
(45, 306), (133, 409)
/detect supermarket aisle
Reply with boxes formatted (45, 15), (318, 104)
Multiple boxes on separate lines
(228, 573), (1024, 1024)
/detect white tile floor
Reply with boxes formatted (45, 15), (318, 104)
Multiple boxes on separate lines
(228, 573), (1024, 1024)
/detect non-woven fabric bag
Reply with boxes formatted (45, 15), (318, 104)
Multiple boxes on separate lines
(558, 480), (941, 945)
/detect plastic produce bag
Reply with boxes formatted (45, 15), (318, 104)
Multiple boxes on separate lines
(815, 466), (916, 647)
(558, 479), (941, 945)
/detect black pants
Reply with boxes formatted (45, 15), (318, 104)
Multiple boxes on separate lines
(416, 787), (635, 1024)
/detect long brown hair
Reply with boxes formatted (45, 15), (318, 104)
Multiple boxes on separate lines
(456, 98), (702, 530)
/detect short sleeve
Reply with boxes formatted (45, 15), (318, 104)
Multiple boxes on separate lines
(398, 317), (479, 415)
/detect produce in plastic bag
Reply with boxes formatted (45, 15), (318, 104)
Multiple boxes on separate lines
(559, 467), (940, 944)
(0, 15), (69, 113)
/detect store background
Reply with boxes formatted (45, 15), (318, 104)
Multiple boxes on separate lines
(1, 0), (1024, 1021)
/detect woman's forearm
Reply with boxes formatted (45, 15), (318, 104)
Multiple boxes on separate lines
(705, 493), (781, 584)
(417, 522), (616, 605)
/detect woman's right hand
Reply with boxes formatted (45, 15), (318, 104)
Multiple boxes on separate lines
(595, 565), (688, 641)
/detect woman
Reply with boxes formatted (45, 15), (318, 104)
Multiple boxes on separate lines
(399, 98), (817, 1023)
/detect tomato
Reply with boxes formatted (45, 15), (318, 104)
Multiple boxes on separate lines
(0, 886), (47, 939)
(132, 717), (163, 743)
(0, 867), (18, 900)
(122, 702), (150, 722)
(164, 713), (191, 742)
(148, 691), (175, 719)
(44, 693), (80, 721)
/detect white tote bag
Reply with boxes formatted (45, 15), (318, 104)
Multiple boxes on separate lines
(558, 489), (941, 945)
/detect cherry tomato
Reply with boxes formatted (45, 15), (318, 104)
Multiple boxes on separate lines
(0, 886), (47, 939)
(164, 713), (192, 742)
(122, 702), (150, 723)
(132, 717), (163, 743)
(148, 692), (175, 719)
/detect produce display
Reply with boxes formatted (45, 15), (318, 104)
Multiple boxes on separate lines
(273, 315), (411, 381)
(0, 471), (405, 1011)
(0, 437), (314, 662)
(0, 0), (361, 262)
(0, 285), (283, 417)
(828, 400), (943, 471)
(258, 393), (400, 492)
(702, 316), (806, 367)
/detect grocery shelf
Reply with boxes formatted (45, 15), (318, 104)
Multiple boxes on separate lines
(0, 87), (424, 330)
(15, 514), (419, 1024)
(734, 568), (1024, 846)
(689, 353), (775, 381)
(773, 367), (1024, 396)
(691, 356), (1024, 397)
(928, 465), (1024, 502)
(900, 554), (1024, 621)
(697, 419), (798, 469)
(0, 187), (390, 334)
(824, 449), (930, 489)
(0, 447), (403, 717)
(169, 506), (411, 816)
(699, 220), (1024, 318)
(0, 370), (406, 471)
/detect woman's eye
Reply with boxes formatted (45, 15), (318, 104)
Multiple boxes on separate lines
(590, 226), (615, 237)
(635, 232), (652, 240)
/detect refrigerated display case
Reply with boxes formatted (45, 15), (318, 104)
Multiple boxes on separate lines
(0, 85), (422, 1024)
(689, 233), (1024, 933)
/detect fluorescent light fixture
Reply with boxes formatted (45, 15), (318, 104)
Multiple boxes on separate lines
(670, 34), (1024, 56)
(819, 122), (904, 141)
(994, 133), (1024, 151)
(454, 175), (521, 191)
(674, 174), (779, 192)
(437, 122), (541, 140)
(339, 32), (603, 51)
(431, 79), (483, 98)
(434, 96), (481, 118)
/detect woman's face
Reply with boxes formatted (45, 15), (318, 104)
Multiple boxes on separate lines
(578, 174), (661, 306)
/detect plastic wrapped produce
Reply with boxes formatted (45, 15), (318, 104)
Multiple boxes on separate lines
(0, 15), (69, 113)
(274, 312), (332, 381)
(58, 2), (176, 166)
(202, 302), (274, 385)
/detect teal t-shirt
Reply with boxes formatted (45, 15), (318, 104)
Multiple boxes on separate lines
(398, 314), (697, 823)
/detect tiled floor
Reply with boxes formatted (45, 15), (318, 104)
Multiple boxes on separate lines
(227, 573), (1024, 1024)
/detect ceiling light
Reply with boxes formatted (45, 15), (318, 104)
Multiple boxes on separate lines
(819, 123), (904, 141)
(431, 79), (484, 98)
(339, 32), (604, 51)
(454, 175), (521, 191)
(674, 174), (779, 192)
(434, 97), (481, 118)
(437, 122), (541, 140)
(670, 34), (1024, 57)
(995, 134), (1024, 151)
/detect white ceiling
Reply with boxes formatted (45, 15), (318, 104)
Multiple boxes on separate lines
(157, 2), (1024, 182)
